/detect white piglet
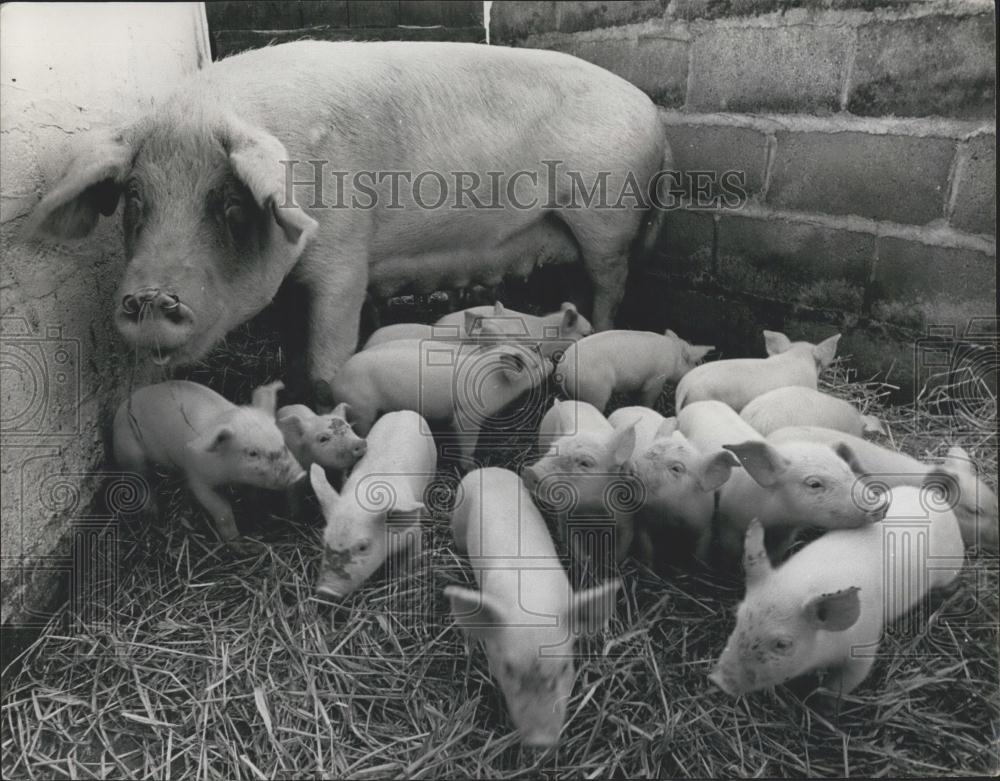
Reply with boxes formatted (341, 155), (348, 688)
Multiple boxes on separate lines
(112, 380), (305, 542)
(522, 400), (638, 561)
(710, 478), (966, 697)
(741, 386), (883, 437)
(676, 330), (841, 412)
(310, 410), (436, 600)
(678, 401), (884, 564)
(445, 467), (620, 747)
(769, 426), (999, 552)
(607, 406), (677, 455)
(558, 329), (714, 411)
(276, 402), (367, 471)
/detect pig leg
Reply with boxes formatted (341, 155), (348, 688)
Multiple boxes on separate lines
(187, 479), (241, 542)
(582, 252), (628, 332)
(821, 656), (876, 697)
(302, 249), (370, 387)
(639, 378), (666, 409)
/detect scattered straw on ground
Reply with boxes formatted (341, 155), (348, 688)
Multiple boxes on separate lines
(2, 338), (997, 779)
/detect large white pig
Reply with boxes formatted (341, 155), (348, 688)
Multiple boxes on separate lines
(675, 331), (841, 412)
(310, 410), (435, 600)
(710, 480), (966, 697)
(445, 467), (620, 747)
(27, 41), (671, 389)
(769, 426), (999, 552)
(678, 401), (884, 564)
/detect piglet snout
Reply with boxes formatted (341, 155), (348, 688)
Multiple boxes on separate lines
(351, 440), (367, 459)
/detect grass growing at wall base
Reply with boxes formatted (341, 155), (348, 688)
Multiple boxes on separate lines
(1, 342), (997, 778)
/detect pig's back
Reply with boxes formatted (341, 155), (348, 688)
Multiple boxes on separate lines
(768, 426), (927, 483)
(741, 387), (864, 437)
(677, 354), (817, 411)
(608, 407), (672, 454)
(678, 400), (763, 453)
(362, 411), (436, 495)
(114, 381), (233, 464)
(578, 331), (674, 387)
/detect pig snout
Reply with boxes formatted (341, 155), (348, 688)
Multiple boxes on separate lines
(351, 439), (367, 459)
(315, 584), (345, 603)
(521, 725), (562, 749)
(708, 668), (738, 696)
(117, 287), (196, 360)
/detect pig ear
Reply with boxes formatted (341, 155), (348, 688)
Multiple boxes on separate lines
(802, 587), (861, 632)
(763, 330), (792, 356)
(813, 334), (841, 369)
(567, 579), (620, 636)
(331, 402), (352, 421)
(276, 411), (305, 439)
(656, 417), (678, 438)
(860, 415), (884, 435)
(189, 425), (233, 454)
(493, 301), (505, 316)
(609, 421), (637, 466)
(560, 301), (577, 313)
(25, 126), (133, 240)
(309, 463), (340, 507)
(221, 121), (318, 253)
(742, 519), (772, 587)
(561, 305), (579, 329)
(944, 446), (975, 474)
(664, 328), (679, 339)
(250, 380), (284, 415)
(498, 350), (526, 378)
(388, 490), (426, 518)
(724, 441), (788, 487)
(833, 442), (868, 477)
(445, 585), (507, 640)
(696, 449), (741, 492)
(685, 344), (715, 364)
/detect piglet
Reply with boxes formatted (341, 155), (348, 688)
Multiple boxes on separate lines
(330, 338), (548, 462)
(678, 401), (884, 565)
(558, 329), (714, 412)
(630, 430), (740, 566)
(607, 406), (677, 455)
(740, 386), (882, 437)
(363, 322), (465, 350)
(675, 330), (841, 412)
(769, 426), (999, 553)
(276, 402), (366, 471)
(436, 301), (593, 361)
(311, 410), (435, 599)
(523, 400), (638, 562)
(710, 478), (966, 697)
(112, 380), (305, 542)
(445, 467), (620, 747)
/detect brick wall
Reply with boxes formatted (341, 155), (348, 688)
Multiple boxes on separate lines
(492, 0), (996, 398)
(207, 0), (485, 57)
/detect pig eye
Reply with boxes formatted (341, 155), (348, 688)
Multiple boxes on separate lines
(503, 662), (515, 677)
(317, 434), (331, 444)
(355, 540), (371, 554)
(805, 477), (825, 490)
(669, 463), (685, 476)
(771, 637), (793, 652)
(248, 449), (260, 458)
(576, 456), (596, 469)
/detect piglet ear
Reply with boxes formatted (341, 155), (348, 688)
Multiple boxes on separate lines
(762, 330), (792, 356)
(251, 380), (284, 415)
(813, 334), (841, 369)
(944, 446), (975, 474)
(685, 344), (715, 364)
(309, 463), (340, 507)
(561, 305), (579, 329)
(664, 328), (679, 339)
(493, 300), (505, 316)
(221, 119), (318, 252)
(803, 586), (861, 632)
(276, 411), (305, 439)
(609, 421), (637, 466)
(834, 442), (867, 478)
(189, 425), (233, 454)
(331, 402), (352, 421)
(568, 579), (620, 636)
(25, 125), (133, 240)
(656, 417), (678, 439)
(445, 585), (507, 641)
(696, 449), (741, 492)
(724, 441), (788, 487)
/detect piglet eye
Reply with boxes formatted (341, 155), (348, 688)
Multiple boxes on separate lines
(773, 638), (791, 651)
(248, 449), (259, 458)
(577, 456), (595, 469)
(669, 464), (685, 475)
(355, 540), (371, 554)
(806, 478), (824, 490)
(317, 434), (331, 444)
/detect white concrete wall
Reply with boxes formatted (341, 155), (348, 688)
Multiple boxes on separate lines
(0, 2), (210, 625)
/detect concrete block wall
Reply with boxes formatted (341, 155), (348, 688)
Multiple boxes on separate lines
(491, 0), (996, 396)
(0, 4), (209, 641)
